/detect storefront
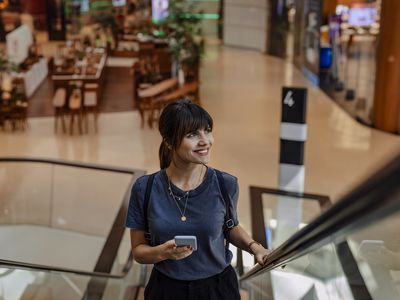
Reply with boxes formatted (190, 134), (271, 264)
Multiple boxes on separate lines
(318, 0), (381, 127)
(268, 0), (384, 129)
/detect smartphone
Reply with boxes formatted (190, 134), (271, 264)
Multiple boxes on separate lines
(174, 235), (197, 251)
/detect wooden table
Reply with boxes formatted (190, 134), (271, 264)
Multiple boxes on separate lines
(51, 52), (107, 101)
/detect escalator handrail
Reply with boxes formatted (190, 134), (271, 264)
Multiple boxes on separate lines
(0, 257), (132, 279)
(0, 157), (138, 174)
(240, 153), (400, 281)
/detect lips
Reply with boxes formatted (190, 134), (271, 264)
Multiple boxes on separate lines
(194, 148), (209, 156)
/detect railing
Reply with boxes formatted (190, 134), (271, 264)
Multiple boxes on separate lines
(240, 153), (400, 299)
(2, 155), (400, 299)
(0, 157), (146, 299)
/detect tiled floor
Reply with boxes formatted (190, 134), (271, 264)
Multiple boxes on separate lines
(1, 43), (399, 232)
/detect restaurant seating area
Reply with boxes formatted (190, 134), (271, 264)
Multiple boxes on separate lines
(0, 0), (204, 134)
(48, 41), (105, 134)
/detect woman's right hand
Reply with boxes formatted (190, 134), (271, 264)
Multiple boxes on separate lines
(161, 239), (193, 260)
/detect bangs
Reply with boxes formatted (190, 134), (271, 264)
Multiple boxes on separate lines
(172, 102), (213, 147)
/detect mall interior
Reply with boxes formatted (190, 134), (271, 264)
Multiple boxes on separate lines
(0, 0), (399, 299)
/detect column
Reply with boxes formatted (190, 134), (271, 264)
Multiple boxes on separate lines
(373, 0), (400, 133)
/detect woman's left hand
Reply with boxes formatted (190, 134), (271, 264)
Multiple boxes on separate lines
(251, 244), (272, 266)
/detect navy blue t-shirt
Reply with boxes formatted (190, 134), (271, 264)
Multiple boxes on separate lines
(125, 167), (239, 280)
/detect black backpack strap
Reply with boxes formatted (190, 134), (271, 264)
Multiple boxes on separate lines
(216, 170), (236, 248)
(144, 173), (156, 244)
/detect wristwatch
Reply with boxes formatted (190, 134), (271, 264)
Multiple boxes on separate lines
(248, 240), (261, 255)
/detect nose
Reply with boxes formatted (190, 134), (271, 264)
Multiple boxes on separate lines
(198, 131), (211, 145)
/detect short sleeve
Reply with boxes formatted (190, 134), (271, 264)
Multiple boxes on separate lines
(125, 176), (146, 230)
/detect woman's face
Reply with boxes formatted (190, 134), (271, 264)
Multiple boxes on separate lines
(173, 127), (214, 166)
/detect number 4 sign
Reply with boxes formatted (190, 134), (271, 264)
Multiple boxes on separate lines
(281, 87), (307, 124)
(283, 90), (295, 107)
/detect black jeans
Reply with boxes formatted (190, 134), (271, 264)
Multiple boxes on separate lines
(144, 265), (240, 300)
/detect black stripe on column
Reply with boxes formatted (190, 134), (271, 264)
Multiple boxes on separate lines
(282, 87), (307, 124)
(279, 140), (304, 165)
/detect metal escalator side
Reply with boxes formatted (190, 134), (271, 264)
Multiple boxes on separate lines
(240, 153), (400, 300)
(0, 157), (146, 300)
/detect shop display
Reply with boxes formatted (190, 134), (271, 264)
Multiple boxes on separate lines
(348, 6), (377, 27)
(317, 1), (381, 126)
(303, 0), (322, 84)
(152, 0), (169, 23)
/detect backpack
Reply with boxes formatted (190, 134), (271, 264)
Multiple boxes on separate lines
(143, 169), (235, 249)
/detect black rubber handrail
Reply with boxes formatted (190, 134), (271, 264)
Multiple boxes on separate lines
(241, 152), (400, 281)
(0, 157), (137, 174)
(0, 258), (131, 279)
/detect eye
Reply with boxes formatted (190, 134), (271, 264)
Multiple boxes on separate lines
(205, 126), (212, 133)
(186, 131), (197, 138)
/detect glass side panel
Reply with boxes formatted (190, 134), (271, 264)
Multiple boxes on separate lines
(0, 162), (133, 274)
(0, 262), (143, 300)
(243, 243), (354, 300)
(262, 193), (322, 248)
(346, 210), (400, 299)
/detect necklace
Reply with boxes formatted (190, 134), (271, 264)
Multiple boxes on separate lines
(167, 165), (205, 222)
(168, 180), (189, 221)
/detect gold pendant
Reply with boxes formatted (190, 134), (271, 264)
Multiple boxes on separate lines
(181, 216), (187, 221)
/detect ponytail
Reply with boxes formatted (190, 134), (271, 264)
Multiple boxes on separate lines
(159, 141), (172, 169)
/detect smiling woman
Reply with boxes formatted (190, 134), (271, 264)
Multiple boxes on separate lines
(125, 99), (270, 300)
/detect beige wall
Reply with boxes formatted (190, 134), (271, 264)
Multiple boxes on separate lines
(223, 0), (269, 52)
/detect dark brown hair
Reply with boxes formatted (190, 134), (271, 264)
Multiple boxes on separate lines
(158, 99), (213, 169)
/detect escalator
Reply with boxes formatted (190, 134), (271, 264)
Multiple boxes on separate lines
(1, 154), (400, 299)
(0, 158), (146, 299)
(240, 153), (400, 299)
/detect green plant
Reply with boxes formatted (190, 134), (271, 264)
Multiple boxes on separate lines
(75, 49), (86, 60)
(161, 0), (204, 68)
(0, 49), (19, 72)
(0, 52), (8, 72)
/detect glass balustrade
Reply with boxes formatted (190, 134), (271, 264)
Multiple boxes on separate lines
(0, 160), (141, 276)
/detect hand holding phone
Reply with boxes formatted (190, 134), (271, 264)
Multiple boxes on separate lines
(162, 239), (193, 261)
(175, 235), (197, 251)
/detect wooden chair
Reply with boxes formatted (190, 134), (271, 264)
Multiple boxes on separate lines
(52, 88), (67, 133)
(11, 78), (28, 130)
(12, 101), (29, 130)
(83, 83), (99, 133)
(0, 100), (13, 130)
(0, 87), (18, 130)
(137, 78), (178, 128)
(68, 81), (83, 135)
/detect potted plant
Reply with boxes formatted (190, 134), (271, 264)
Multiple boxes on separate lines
(161, 0), (204, 83)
